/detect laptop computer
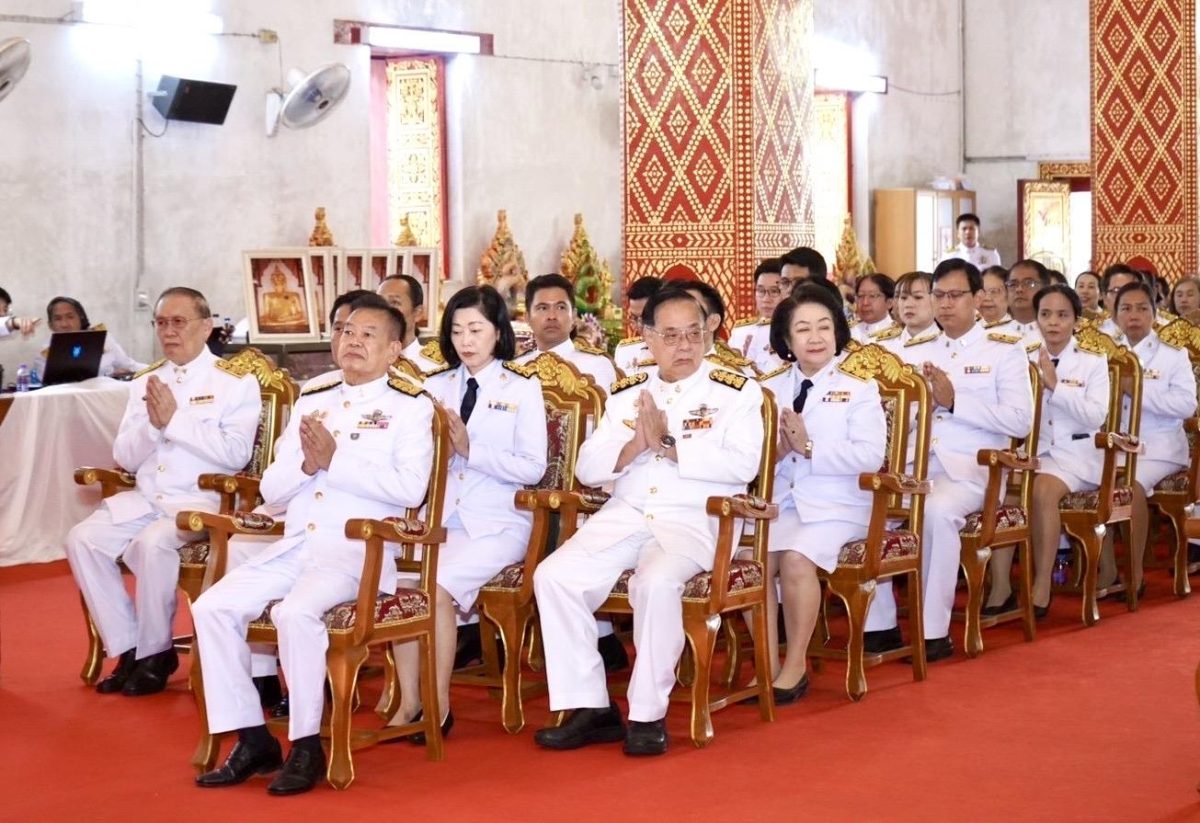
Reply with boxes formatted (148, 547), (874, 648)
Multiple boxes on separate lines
(42, 329), (107, 386)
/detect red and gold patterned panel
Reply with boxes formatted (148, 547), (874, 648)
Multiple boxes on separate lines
(1091, 0), (1196, 280)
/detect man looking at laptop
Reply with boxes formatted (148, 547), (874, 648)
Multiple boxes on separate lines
(34, 296), (146, 379)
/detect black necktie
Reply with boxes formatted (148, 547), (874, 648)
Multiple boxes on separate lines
(793, 378), (813, 413)
(460, 377), (479, 424)
(1051, 357), (1060, 367)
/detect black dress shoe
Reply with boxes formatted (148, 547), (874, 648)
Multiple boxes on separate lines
(863, 627), (903, 654)
(623, 719), (668, 756)
(924, 636), (954, 662)
(267, 743), (325, 796)
(268, 694), (290, 719)
(95, 649), (138, 695)
(598, 633), (630, 672)
(453, 624), (482, 670)
(121, 649), (179, 696)
(195, 739), (283, 788)
(772, 674), (810, 706)
(408, 710), (454, 746)
(981, 592), (1018, 617)
(534, 703), (626, 750)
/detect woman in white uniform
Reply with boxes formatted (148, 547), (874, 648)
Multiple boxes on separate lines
(984, 285), (1109, 618)
(34, 296), (145, 377)
(753, 283), (886, 703)
(391, 284), (548, 738)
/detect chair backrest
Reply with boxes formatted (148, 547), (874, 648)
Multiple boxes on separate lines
(1075, 324), (1143, 488)
(736, 387), (778, 558)
(391, 354), (425, 382)
(840, 344), (931, 537)
(522, 352), (607, 494)
(1004, 362), (1044, 506)
(220, 347), (299, 476)
(1157, 318), (1200, 404)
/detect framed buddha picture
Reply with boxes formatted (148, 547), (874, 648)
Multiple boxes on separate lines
(243, 250), (320, 343)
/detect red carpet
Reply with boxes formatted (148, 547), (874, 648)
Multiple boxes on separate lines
(2, 560), (1199, 822)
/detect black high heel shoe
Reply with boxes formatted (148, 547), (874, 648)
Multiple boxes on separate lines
(981, 592), (1018, 617)
(1033, 594), (1053, 621)
(408, 710), (454, 745)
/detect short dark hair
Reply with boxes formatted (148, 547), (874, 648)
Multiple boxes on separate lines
(347, 293), (407, 341)
(770, 283), (852, 362)
(46, 296), (91, 329)
(1047, 270), (1068, 286)
(157, 286), (211, 318)
(1075, 270), (1100, 289)
(932, 258), (983, 293)
(895, 271), (933, 293)
(1033, 283), (1082, 319)
(331, 289), (373, 327)
(956, 213), (981, 228)
(0, 287), (11, 307)
(855, 273), (895, 300)
(981, 265), (1009, 284)
(627, 276), (663, 302)
(793, 275), (845, 309)
(525, 273), (575, 312)
(1010, 259), (1050, 285)
(779, 247), (828, 280)
(753, 258), (783, 282)
(679, 280), (726, 327)
(1101, 263), (1139, 293)
(1114, 281), (1156, 315)
(641, 285), (707, 330)
(380, 274), (425, 307)
(440, 285), (516, 367)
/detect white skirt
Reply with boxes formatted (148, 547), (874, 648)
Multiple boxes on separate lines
(436, 525), (528, 619)
(1137, 457), (1187, 492)
(767, 506), (867, 573)
(1037, 455), (1097, 495)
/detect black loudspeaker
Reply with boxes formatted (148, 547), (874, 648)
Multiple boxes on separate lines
(152, 76), (237, 125)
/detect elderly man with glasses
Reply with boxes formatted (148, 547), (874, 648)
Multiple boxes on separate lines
(995, 259), (1051, 355)
(65, 287), (262, 697)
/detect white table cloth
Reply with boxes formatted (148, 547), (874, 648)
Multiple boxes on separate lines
(0, 378), (130, 566)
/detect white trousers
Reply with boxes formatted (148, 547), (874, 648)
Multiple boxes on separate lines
(65, 506), (186, 659)
(192, 548), (359, 740)
(534, 527), (702, 723)
(867, 470), (986, 639)
(227, 534), (281, 679)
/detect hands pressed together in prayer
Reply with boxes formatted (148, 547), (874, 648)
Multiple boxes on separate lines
(299, 413), (337, 475)
(922, 362), (956, 410)
(144, 375), (178, 430)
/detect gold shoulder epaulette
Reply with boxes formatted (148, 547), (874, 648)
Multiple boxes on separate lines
(732, 316), (759, 329)
(905, 332), (939, 347)
(758, 363), (790, 382)
(714, 340), (753, 367)
(132, 358), (166, 379)
(92, 322), (107, 331)
(870, 324), (903, 341)
(635, 358), (658, 368)
(1158, 333), (1184, 350)
(709, 368), (747, 391)
(503, 360), (538, 379)
(983, 317), (1011, 329)
(610, 372), (648, 394)
(572, 338), (609, 357)
(423, 363), (452, 377)
(1025, 341), (1042, 353)
(987, 332), (1022, 345)
(388, 376), (424, 397)
(847, 315), (860, 328)
(214, 357), (253, 378)
(300, 379), (341, 396)
(618, 335), (643, 347)
(419, 339), (445, 365)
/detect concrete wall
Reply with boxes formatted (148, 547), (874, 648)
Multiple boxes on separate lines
(0, 0), (621, 377)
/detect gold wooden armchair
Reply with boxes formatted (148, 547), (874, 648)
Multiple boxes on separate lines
(453, 352), (606, 733)
(954, 362), (1042, 657)
(180, 404), (452, 790)
(807, 344), (931, 701)
(1147, 318), (1200, 596)
(390, 354), (425, 382)
(75, 348), (298, 684)
(585, 390), (779, 748)
(1057, 328), (1143, 626)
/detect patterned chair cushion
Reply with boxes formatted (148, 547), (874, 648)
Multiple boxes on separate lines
(177, 540), (211, 566)
(1060, 485), (1135, 512)
(837, 530), (919, 568)
(960, 505), (1028, 537)
(249, 588), (430, 633)
(530, 404), (574, 491)
(482, 562), (526, 592)
(606, 559), (764, 601)
(1153, 470), (1190, 495)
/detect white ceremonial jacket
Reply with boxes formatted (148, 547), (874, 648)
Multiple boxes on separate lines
(759, 356), (887, 522)
(879, 324), (940, 364)
(106, 348), (261, 524)
(986, 316), (1043, 357)
(246, 373), (435, 593)
(574, 360), (764, 570)
(940, 242), (1002, 268)
(1124, 331), (1197, 464)
(1037, 342), (1110, 484)
(728, 317), (783, 375)
(907, 323), (1035, 485)
(613, 336), (652, 375)
(851, 318), (901, 345)
(516, 337), (618, 390)
(423, 358), (548, 540)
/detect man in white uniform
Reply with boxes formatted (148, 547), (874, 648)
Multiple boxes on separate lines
(613, 276), (664, 374)
(192, 302), (435, 795)
(864, 260), (1033, 661)
(378, 273), (444, 374)
(778, 246), (829, 290)
(533, 287), (764, 756)
(65, 287), (262, 696)
(728, 258), (785, 374)
(0, 286), (38, 338)
(1096, 264), (1140, 339)
(1000, 259), (1050, 353)
(850, 273), (900, 343)
(940, 213), (1002, 268)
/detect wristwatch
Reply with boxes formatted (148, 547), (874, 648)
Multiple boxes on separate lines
(803, 439), (813, 459)
(658, 433), (676, 451)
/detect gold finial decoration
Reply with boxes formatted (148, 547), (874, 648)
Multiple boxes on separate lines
(560, 213), (615, 319)
(309, 207), (334, 247)
(394, 214), (419, 247)
(833, 214), (875, 281)
(477, 209), (529, 316)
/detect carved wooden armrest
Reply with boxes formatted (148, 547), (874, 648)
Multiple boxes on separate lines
(858, 471), (931, 496)
(1095, 431), (1141, 453)
(73, 466), (136, 496)
(704, 493), (779, 520)
(344, 517), (444, 545)
(175, 510), (285, 537)
(1185, 417), (1199, 434)
(197, 472), (262, 511)
(976, 448), (1041, 472)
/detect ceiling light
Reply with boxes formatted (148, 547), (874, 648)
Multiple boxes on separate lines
(366, 25), (481, 54)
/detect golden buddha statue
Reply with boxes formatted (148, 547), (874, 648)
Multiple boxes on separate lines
(260, 269), (307, 328)
(394, 214), (419, 247)
(309, 206), (334, 247)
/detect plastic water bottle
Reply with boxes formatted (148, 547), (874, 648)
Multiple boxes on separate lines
(28, 366), (41, 388)
(1051, 548), (1072, 587)
(15, 363), (30, 392)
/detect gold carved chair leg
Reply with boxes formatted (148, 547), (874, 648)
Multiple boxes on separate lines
(325, 643), (371, 791)
(959, 544), (991, 659)
(824, 577), (875, 702)
(188, 635), (224, 773)
(80, 596), (105, 686)
(683, 611), (721, 747)
(479, 597), (535, 733)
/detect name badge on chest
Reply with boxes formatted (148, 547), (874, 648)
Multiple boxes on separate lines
(358, 410), (391, 429)
(963, 365), (991, 375)
(488, 400), (518, 413)
(1144, 369), (1161, 380)
(189, 394), (214, 405)
(821, 391), (851, 403)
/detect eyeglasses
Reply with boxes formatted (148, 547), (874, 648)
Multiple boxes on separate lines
(152, 316), (204, 331)
(931, 289), (971, 302)
(644, 326), (704, 346)
(755, 287), (783, 298)
(982, 287), (1005, 298)
(1007, 279), (1042, 291)
(857, 291), (886, 301)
